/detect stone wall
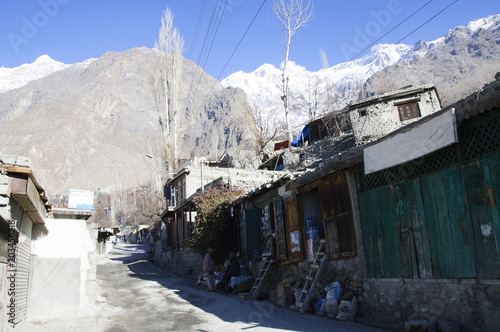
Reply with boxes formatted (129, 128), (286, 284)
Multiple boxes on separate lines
(358, 278), (500, 332)
(349, 87), (441, 144)
(153, 245), (203, 277)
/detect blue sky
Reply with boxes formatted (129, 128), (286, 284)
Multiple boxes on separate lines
(0, 0), (498, 79)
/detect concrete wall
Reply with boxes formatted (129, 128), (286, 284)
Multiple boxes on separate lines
(349, 88), (441, 144)
(28, 218), (97, 321)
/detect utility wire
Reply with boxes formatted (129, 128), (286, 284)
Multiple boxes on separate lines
(202, 0), (269, 109)
(185, 0), (225, 112)
(201, 0), (229, 70)
(348, 0), (434, 61)
(298, 0), (459, 99)
(187, 0), (208, 62)
(216, 0), (268, 81)
(395, 0), (459, 44)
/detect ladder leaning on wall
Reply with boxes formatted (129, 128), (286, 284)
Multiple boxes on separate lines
(295, 239), (327, 314)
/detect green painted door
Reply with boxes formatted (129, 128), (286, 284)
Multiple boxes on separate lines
(420, 166), (477, 278)
(463, 155), (500, 278)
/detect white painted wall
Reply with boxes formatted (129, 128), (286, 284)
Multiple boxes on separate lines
(350, 88), (441, 144)
(28, 218), (97, 321)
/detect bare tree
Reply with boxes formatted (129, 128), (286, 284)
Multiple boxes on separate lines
(248, 100), (283, 161)
(151, 7), (185, 174)
(291, 77), (321, 121)
(271, 0), (314, 143)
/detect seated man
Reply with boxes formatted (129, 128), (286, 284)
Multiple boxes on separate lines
(219, 252), (240, 291)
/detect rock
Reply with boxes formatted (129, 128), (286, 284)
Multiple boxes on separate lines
(363, 282), (371, 292)
(350, 281), (363, 289)
(437, 320), (460, 332)
(404, 320), (436, 332)
(339, 290), (354, 302)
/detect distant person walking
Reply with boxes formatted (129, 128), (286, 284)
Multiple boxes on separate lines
(203, 248), (215, 291)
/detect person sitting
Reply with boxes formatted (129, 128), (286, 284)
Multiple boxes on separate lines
(219, 252), (240, 291)
(225, 253), (240, 280)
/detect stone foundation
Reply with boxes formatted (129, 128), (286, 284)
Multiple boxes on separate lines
(153, 244), (203, 277)
(358, 278), (500, 332)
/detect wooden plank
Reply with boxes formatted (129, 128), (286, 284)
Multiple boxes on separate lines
(406, 178), (433, 278)
(420, 172), (457, 278)
(463, 160), (498, 278)
(331, 172), (356, 256)
(273, 197), (287, 259)
(378, 186), (403, 277)
(319, 177), (339, 257)
(483, 154), (500, 275)
(239, 209), (248, 262)
(393, 183), (410, 278)
(284, 196), (304, 261)
(246, 209), (260, 262)
(442, 166), (477, 278)
(359, 190), (382, 278)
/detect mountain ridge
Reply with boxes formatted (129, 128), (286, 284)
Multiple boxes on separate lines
(0, 47), (257, 196)
(222, 14), (500, 130)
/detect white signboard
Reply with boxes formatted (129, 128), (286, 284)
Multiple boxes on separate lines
(68, 189), (94, 210)
(364, 109), (458, 174)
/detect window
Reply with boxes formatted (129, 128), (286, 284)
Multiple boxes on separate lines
(319, 172), (356, 258)
(172, 177), (186, 206)
(397, 102), (421, 121)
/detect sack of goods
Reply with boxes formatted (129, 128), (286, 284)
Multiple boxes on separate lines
(324, 281), (343, 319)
(336, 296), (358, 321)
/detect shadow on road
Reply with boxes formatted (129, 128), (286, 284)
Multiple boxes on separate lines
(102, 244), (385, 332)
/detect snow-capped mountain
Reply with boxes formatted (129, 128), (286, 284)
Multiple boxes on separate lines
(222, 14), (500, 132)
(222, 43), (414, 131)
(0, 55), (70, 93)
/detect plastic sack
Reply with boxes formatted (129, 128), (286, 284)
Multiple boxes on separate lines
(294, 288), (303, 304)
(336, 296), (358, 321)
(315, 297), (323, 311)
(325, 282), (343, 319)
(325, 281), (342, 300)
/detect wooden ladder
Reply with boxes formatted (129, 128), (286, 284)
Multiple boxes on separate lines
(296, 239), (327, 314)
(250, 257), (273, 300)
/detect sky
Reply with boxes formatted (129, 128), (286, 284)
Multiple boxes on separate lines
(0, 0), (499, 79)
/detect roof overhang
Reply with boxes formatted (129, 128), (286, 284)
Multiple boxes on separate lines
(10, 175), (47, 224)
(348, 84), (437, 111)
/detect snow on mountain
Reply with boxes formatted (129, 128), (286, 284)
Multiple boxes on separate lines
(222, 43), (413, 131)
(466, 14), (500, 33)
(222, 14), (500, 132)
(0, 55), (71, 93)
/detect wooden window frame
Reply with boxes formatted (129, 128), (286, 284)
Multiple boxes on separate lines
(397, 101), (421, 121)
(319, 172), (357, 259)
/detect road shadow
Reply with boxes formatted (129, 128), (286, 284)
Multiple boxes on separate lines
(103, 244), (385, 332)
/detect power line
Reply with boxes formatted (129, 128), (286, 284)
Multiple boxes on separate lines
(201, 0), (229, 70)
(202, 0), (269, 107)
(348, 0), (434, 61)
(302, 0), (459, 98)
(185, 0), (229, 112)
(216, 0), (268, 81)
(395, 0), (459, 44)
(187, 0), (208, 62)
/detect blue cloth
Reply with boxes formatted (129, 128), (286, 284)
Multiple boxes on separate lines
(291, 125), (309, 147)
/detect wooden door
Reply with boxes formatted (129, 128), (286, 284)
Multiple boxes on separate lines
(273, 197), (287, 259)
(284, 196), (304, 262)
(319, 172), (356, 258)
